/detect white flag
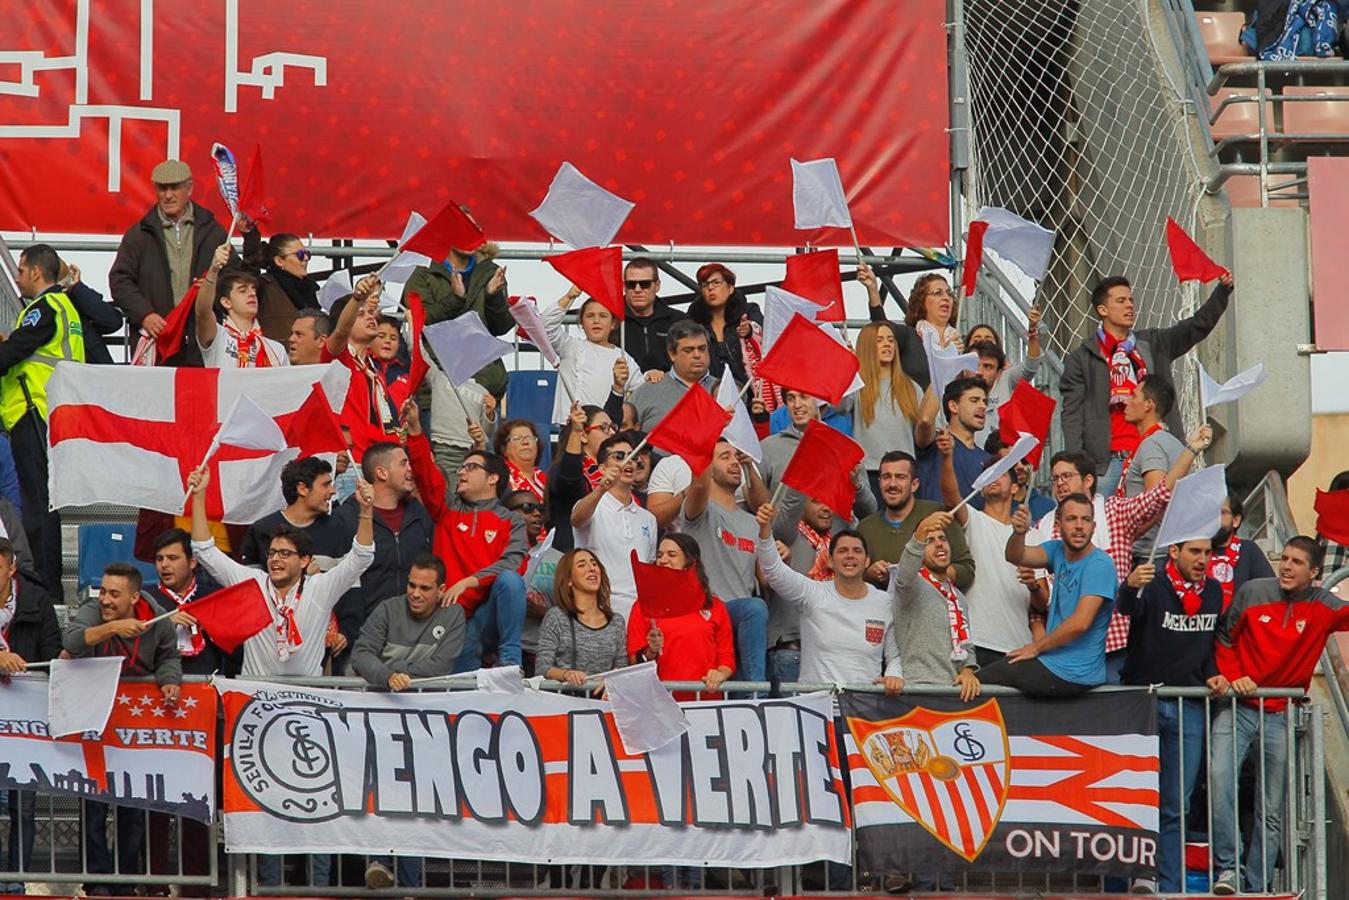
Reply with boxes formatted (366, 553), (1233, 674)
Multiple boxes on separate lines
(529, 161), (635, 249)
(974, 206), (1056, 281)
(716, 369), (762, 463)
(379, 211), (434, 282)
(210, 394), (288, 457)
(474, 665), (525, 694)
(422, 314), (513, 386)
(1199, 362), (1267, 412)
(317, 269), (352, 312)
(972, 432), (1039, 492)
(603, 661), (689, 755)
(48, 657), (124, 738)
(1153, 464), (1228, 552)
(791, 158), (853, 229)
(507, 296), (560, 367)
(924, 333), (980, 401)
(522, 528), (557, 587)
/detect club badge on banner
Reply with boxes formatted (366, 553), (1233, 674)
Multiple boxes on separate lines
(217, 679), (851, 866)
(0, 678), (217, 823)
(839, 692), (1158, 878)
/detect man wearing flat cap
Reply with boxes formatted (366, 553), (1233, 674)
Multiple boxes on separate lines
(109, 159), (232, 365)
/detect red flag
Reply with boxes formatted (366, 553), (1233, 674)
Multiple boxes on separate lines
(285, 383), (347, 459)
(997, 379), (1057, 467)
(1315, 489), (1349, 545)
(962, 219), (989, 297)
(1165, 217), (1227, 283)
(154, 279), (201, 360)
(545, 246), (625, 320)
(177, 580), (272, 653)
(401, 200), (486, 259)
(781, 249), (844, 321)
(754, 313), (859, 405)
(780, 419), (864, 518)
(631, 550), (706, 618)
(644, 384), (731, 476)
(237, 144), (270, 225)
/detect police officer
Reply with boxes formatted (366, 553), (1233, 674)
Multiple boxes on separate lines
(2, 243), (86, 591)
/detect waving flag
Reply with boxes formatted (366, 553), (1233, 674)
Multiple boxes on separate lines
(754, 313), (860, 405)
(545, 246), (625, 320)
(781, 249), (844, 321)
(1165, 217), (1227, 283)
(422, 314), (512, 386)
(154, 280), (202, 360)
(791, 157), (852, 229)
(644, 384), (732, 476)
(401, 201), (485, 259)
(529, 161), (635, 249)
(631, 550), (706, 619)
(209, 143), (240, 217)
(237, 144), (271, 225)
(997, 380), (1056, 467)
(175, 580), (272, 654)
(508, 295), (561, 367)
(779, 420), (865, 517)
(1199, 361), (1267, 412)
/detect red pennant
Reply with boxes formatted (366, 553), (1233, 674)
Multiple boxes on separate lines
(644, 384), (732, 475)
(631, 550), (707, 619)
(154, 279), (201, 360)
(1165, 217), (1227, 283)
(176, 580), (272, 653)
(545, 246), (625, 320)
(754, 313), (859, 405)
(997, 380), (1057, 467)
(402, 200), (486, 259)
(962, 220), (989, 297)
(285, 383), (347, 459)
(780, 420), (865, 518)
(781, 249), (844, 321)
(1315, 489), (1349, 546)
(238, 144), (271, 225)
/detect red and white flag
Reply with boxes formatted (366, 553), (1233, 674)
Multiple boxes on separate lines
(46, 362), (350, 523)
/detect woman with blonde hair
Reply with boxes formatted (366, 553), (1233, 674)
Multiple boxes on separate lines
(535, 548), (628, 687)
(905, 273), (961, 350)
(854, 321), (925, 493)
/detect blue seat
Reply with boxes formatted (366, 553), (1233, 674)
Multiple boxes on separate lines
(504, 370), (558, 470)
(77, 523), (157, 596)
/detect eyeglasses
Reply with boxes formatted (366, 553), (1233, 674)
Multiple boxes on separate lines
(1050, 473), (1078, 484)
(507, 433), (538, 444)
(459, 461), (486, 473)
(586, 422), (617, 435)
(926, 287), (955, 299)
(511, 502), (544, 513)
(284, 249), (312, 262)
(266, 548), (300, 559)
(624, 279), (654, 290)
(700, 277), (728, 289)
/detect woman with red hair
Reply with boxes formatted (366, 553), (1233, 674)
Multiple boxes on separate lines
(688, 263), (770, 411)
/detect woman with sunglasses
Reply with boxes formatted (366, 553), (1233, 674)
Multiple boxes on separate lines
(547, 403), (616, 552)
(242, 226), (320, 343)
(536, 548), (628, 689)
(494, 418), (547, 502)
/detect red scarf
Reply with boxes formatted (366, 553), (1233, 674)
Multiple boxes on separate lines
(222, 319), (273, 368)
(797, 521), (834, 582)
(1208, 535), (1242, 610)
(1166, 560), (1206, 617)
(159, 580), (204, 656)
(1115, 422), (1164, 497)
(267, 576), (305, 660)
(1098, 327), (1146, 408)
(740, 321), (782, 413)
(508, 460), (547, 501)
(920, 566), (969, 661)
(582, 454), (605, 491)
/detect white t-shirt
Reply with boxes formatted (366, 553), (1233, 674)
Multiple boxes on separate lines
(573, 490), (657, 622)
(199, 322), (289, 368)
(962, 508), (1033, 652)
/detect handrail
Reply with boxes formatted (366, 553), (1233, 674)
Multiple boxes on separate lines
(1208, 59), (1349, 94)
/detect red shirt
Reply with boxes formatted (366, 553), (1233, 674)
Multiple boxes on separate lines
(627, 597), (735, 700)
(1109, 407), (1139, 454)
(321, 344), (397, 462)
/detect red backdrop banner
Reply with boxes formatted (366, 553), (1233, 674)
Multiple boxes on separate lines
(0, 0), (949, 247)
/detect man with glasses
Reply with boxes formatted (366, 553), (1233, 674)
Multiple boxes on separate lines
(629, 320), (718, 430)
(614, 257), (687, 374)
(110, 159), (232, 365)
(571, 435), (658, 622)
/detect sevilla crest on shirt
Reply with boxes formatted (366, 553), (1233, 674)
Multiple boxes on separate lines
(846, 700), (1010, 862)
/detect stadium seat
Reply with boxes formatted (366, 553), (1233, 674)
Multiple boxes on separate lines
(1281, 86), (1349, 140)
(1209, 88), (1273, 140)
(1195, 12), (1250, 67)
(504, 370), (557, 470)
(77, 523), (158, 596)
(1222, 176), (1300, 208)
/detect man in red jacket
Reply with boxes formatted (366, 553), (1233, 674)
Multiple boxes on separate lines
(1210, 535), (1349, 895)
(401, 400), (527, 671)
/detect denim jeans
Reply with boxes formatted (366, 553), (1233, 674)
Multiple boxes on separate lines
(1210, 702), (1288, 892)
(767, 647), (801, 685)
(256, 854), (332, 887)
(1157, 698), (1207, 892)
(1099, 454), (1125, 500)
(724, 596), (767, 682)
(371, 855), (423, 887)
(455, 571), (526, 671)
(3, 791), (35, 890)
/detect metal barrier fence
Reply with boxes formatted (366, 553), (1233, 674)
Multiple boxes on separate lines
(0, 678), (1328, 898)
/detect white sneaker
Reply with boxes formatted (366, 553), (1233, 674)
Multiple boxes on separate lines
(365, 860), (395, 889)
(1212, 869), (1239, 895)
(1130, 877), (1157, 894)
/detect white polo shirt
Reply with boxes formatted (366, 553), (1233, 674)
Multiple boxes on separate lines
(573, 490), (657, 623)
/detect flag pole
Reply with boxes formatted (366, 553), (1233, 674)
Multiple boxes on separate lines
(845, 224), (865, 343)
(769, 479), (789, 508)
(947, 487), (981, 517)
(19, 661), (52, 669)
(224, 212), (239, 245)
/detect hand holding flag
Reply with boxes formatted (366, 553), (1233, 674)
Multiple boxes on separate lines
(1165, 217), (1228, 283)
(779, 420), (865, 517)
(632, 550), (707, 619)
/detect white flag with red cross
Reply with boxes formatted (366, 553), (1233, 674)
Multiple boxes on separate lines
(45, 362), (350, 523)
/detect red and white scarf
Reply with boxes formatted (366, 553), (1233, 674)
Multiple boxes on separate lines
(740, 321), (783, 414)
(1115, 422), (1164, 498)
(159, 580), (204, 656)
(920, 566), (969, 661)
(508, 461), (547, 501)
(797, 521), (834, 582)
(1098, 327), (1146, 409)
(222, 319), (273, 368)
(352, 349), (395, 430)
(1165, 560), (1206, 617)
(582, 454), (605, 491)
(1208, 535), (1243, 610)
(0, 588), (15, 652)
(267, 577), (305, 660)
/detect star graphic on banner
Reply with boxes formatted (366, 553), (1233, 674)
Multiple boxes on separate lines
(183, 696), (199, 709)
(173, 707), (190, 719)
(129, 705), (144, 717)
(116, 694), (132, 706)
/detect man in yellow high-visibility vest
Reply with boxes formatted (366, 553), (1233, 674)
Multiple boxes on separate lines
(1, 243), (86, 591)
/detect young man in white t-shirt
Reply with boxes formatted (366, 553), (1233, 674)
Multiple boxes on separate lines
(936, 431), (1039, 666)
(571, 434), (658, 622)
(195, 243), (288, 367)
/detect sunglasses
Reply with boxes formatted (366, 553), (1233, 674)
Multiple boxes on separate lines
(624, 279), (654, 290)
(606, 450), (629, 462)
(511, 501), (544, 513)
(285, 249), (313, 262)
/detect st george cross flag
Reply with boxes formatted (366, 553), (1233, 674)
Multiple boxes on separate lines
(632, 549), (706, 619)
(508, 295), (561, 367)
(755, 313), (861, 406)
(545, 246), (625, 319)
(972, 207), (1056, 281)
(1199, 361), (1267, 412)
(401, 201), (485, 259)
(604, 661), (690, 755)
(237, 144), (270, 225)
(1314, 489), (1349, 545)
(780, 420), (865, 517)
(791, 157), (852, 229)
(46, 362), (350, 522)
(972, 432), (1038, 492)
(1153, 464), (1227, 552)
(997, 380), (1056, 467)
(781, 249), (845, 321)
(644, 384), (732, 476)
(285, 383), (348, 459)
(1165, 217), (1227, 283)
(176, 580), (272, 654)
(48, 657), (124, 738)
(715, 368), (762, 463)
(529, 161), (635, 249)
(422, 314), (513, 386)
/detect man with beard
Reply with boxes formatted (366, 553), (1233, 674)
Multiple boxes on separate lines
(1207, 491), (1273, 610)
(857, 451), (975, 591)
(915, 375), (990, 509)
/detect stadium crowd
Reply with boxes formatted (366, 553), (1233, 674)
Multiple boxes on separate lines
(0, 158), (1347, 897)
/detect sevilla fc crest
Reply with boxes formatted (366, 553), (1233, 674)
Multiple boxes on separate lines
(846, 700), (1010, 861)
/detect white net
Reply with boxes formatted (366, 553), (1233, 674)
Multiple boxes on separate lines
(959, 0), (1211, 431)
